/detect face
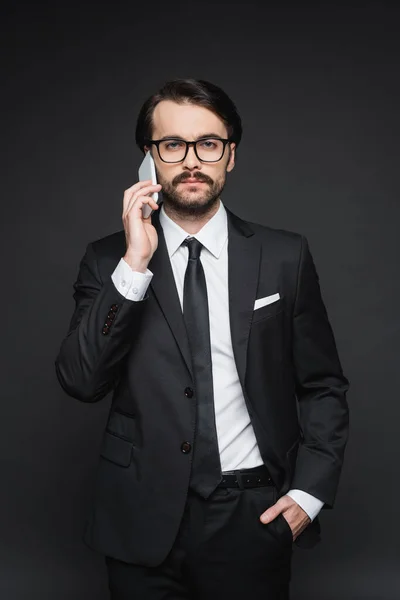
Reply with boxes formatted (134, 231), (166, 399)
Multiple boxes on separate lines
(144, 100), (236, 218)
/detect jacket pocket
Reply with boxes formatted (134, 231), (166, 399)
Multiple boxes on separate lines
(100, 431), (133, 467)
(106, 410), (137, 443)
(252, 297), (284, 324)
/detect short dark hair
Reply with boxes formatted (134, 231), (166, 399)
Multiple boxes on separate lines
(135, 78), (242, 153)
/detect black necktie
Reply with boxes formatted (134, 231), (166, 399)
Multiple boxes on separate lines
(182, 237), (222, 498)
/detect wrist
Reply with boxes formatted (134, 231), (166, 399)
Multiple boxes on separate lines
(123, 254), (149, 273)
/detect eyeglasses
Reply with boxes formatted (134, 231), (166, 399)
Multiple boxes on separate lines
(144, 137), (231, 163)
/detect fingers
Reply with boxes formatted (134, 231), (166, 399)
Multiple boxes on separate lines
(260, 505), (281, 524)
(260, 496), (291, 524)
(133, 196), (160, 221)
(124, 190), (160, 221)
(123, 179), (152, 202)
(123, 180), (159, 210)
(123, 182), (162, 219)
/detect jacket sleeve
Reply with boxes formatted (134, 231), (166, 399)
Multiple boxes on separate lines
(55, 243), (148, 402)
(290, 235), (350, 507)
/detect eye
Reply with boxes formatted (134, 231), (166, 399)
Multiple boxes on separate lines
(164, 140), (185, 151)
(198, 139), (218, 149)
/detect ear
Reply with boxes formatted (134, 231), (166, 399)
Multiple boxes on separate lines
(226, 142), (236, 173)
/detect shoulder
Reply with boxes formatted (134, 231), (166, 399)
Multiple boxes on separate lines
(248, 219), (303, 245)
(227, 205), (305, 260)
(89, 230), (126, 260)
(82, 230), (126, 282)
(249, 221), (307, 275)
(85, 211), (307, 263)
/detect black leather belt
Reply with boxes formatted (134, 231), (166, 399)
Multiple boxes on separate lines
(218, 464), (273, 489)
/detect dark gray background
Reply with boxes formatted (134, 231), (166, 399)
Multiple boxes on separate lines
(2, 1), (399, 598)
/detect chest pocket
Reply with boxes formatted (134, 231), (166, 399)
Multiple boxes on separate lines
(252, 296), (284, 324)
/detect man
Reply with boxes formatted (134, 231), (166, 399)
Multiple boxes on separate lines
(56, 78), (349, 600)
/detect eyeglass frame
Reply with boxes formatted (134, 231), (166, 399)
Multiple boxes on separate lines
(143, 137), (233, 163)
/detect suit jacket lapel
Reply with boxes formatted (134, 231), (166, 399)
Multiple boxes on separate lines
(225, 206), (261, 392)
(148, 204), (261, 388)
(148, 208), (194, 380)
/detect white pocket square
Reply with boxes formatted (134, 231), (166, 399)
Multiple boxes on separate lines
(254, 293), (280, 310)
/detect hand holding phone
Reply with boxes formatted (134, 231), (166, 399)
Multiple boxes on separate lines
(122, 179), (161, 272)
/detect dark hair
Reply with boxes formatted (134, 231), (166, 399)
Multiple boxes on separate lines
(135, 78), (242, 153)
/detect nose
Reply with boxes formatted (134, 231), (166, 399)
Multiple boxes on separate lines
(182, 144), (201, 170)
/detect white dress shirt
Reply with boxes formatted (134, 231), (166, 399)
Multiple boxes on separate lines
(111, 200), (324, 521)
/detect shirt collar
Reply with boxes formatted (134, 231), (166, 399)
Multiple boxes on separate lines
(159, 199), (228, 259)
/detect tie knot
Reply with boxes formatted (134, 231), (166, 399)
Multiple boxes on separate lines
(183, 237), (203, 260)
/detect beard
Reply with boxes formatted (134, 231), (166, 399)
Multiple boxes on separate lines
(156, 169), (226, 218)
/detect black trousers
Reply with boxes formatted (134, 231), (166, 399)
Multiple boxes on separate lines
(106, 484), (293, 600)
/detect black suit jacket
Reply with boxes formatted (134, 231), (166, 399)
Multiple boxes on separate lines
(55, 204), (349, 566)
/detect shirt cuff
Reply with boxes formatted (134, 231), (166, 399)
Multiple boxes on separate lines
(111, 258), (153, 301)
(286, 489), (324, 522)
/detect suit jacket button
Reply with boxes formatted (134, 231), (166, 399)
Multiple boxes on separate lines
(184, 387), (194, 398)
(181, 442), (191, 453)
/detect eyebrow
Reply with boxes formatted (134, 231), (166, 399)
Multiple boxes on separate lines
(157, 133), (225, 141)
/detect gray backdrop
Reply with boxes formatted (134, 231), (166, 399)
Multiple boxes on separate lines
(2, 1), (399, 598)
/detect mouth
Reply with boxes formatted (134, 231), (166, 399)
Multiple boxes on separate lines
(180, 179), (207, 184)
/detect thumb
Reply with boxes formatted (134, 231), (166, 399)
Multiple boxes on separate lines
(260, 500), (285, 524)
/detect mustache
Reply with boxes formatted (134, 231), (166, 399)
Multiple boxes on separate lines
(172, 172), (214, 186)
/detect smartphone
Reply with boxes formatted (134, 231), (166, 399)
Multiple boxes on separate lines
(138, 151), (159, 218)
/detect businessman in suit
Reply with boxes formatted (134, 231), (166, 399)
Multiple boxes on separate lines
(55, 78), (350, 599)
